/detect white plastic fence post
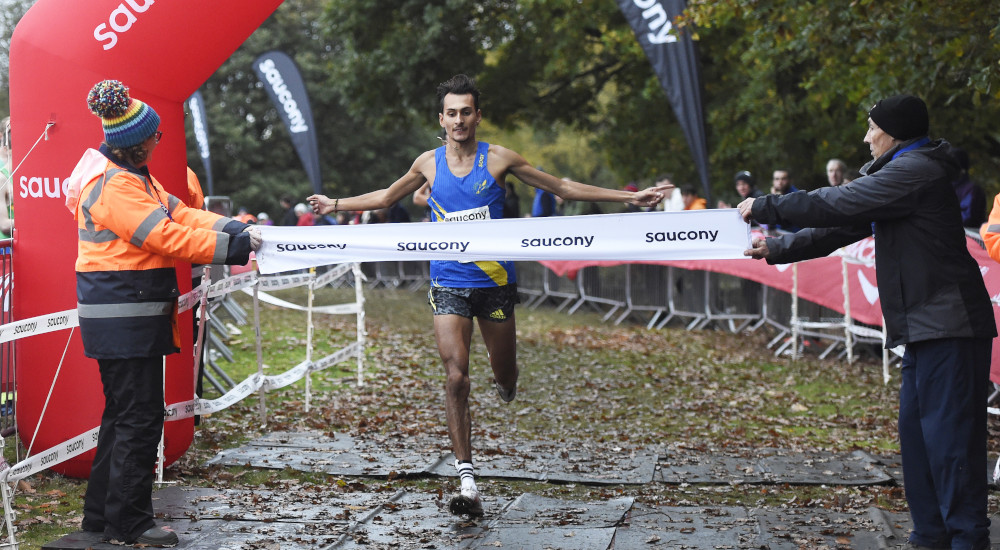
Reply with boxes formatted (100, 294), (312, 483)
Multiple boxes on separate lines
(192, 266), (211, 387)
(0, 476), (17, 549)
(305, 268), (315, 412)
(254, 281), (267, 425)
(842, 256), (854, 364)
(0, 437), (19, 549)
(354, 263), (366, 386)
(790, 263), (799, 360)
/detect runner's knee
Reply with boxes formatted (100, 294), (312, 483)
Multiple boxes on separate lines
(445, 369), (470, 393)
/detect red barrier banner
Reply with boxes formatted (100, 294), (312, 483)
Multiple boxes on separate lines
(542, 233), (1000, 384)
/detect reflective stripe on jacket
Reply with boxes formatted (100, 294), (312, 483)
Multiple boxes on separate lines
(74, 147), (249, 359)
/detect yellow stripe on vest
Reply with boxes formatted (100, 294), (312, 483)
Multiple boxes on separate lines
(474, 261), (508, 286)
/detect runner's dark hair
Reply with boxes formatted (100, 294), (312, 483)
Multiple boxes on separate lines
(437, 74), (480, 112)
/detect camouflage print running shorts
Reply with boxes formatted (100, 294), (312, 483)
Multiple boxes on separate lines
(427, 284), (520, 322)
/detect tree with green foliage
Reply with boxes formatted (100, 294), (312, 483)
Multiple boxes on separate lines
(187, 0), (431, 219)
(686, 0), (1000, 194)
(322, 0), (1000, 199)
(3, 0), (997, 210)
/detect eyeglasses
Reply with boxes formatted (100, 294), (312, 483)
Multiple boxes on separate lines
(154, 130), (163, 143)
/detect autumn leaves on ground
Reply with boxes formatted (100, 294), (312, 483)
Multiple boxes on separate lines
(10, 286), (1000, 548)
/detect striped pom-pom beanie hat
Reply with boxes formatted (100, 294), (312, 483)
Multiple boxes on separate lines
(86, 80), (160, 148)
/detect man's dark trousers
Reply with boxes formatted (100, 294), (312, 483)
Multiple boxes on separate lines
(899, 337), (992, 549)
(82, 356), (163, 542)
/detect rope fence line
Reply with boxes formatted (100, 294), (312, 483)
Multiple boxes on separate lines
(0, 262), (367, 548)
(0, 264), (367, 484)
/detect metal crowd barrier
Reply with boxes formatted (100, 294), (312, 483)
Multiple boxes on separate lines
(364, 261), (430, 291)
(359, 260), (886, 366)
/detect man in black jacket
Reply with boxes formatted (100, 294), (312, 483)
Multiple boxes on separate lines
(739, 94), (995, 550)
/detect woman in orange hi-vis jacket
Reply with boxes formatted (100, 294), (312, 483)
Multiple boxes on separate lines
(980, 194), (1000, 262)
(65, 80), (261, 548)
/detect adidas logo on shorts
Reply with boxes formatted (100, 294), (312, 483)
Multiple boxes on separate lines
(490, 309), (506, 320)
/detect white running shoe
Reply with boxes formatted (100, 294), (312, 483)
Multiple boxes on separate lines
(449, 487), (484, 517)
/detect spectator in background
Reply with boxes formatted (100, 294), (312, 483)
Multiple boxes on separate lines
(769, 169), (800, 232)
(531, 189), (556, 217)
(312, 210), (337, 225)
(0, 117), (14, 238)
(388, 201), (411, 223)
(235, 207), (257, 224)
(366, 208), (388, 224)
(825, 158), (848, 186)
(770, 169), (799, 195)
(735, 171), (764, 200)
(279, 195), (298, 226)
(653, 174), (685, 212)
(950, 147), (986, 228)
(681, 186), (707, 210)
(717, 170), (764, 208)
(503, 179), (521, 218)
(531, 166), (557, 217)
(294, 202), (313, 226)
(257, 212), (273, 225)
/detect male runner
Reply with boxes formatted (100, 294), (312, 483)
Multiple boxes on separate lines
(308, 74), (669, 517)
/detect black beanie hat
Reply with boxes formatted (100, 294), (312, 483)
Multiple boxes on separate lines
(734, 170), (754, 186)
(868, 94), (929, 141)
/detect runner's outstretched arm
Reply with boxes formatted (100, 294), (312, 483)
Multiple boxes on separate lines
(495, 145), (671, 208)
(308, 150), (433, 214)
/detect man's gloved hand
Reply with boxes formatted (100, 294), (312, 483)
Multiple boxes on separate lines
(244, 226), (262, 251)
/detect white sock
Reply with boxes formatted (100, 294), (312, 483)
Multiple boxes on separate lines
(455, 460), (477, 493)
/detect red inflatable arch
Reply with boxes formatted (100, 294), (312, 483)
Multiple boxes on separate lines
(9, 0), (283, 477)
